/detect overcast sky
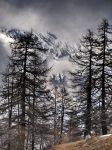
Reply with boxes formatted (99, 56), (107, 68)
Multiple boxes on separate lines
(0, 0), (112, 43)
(0, 0), (112, 73)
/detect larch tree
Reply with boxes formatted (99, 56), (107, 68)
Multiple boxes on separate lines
(94, 19), (112, 135)
(0, 31), (51, 150)
(70, 30), (96, 136)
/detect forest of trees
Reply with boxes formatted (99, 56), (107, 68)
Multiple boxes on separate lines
(0, 19), (111, 150)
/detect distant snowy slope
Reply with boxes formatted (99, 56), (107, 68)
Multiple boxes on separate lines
(0, 28), (75, 87)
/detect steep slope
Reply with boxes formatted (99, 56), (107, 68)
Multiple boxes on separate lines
(53, 135), (112, 150)
(0, 28), (74, 85)
(0, 28), (74, 59)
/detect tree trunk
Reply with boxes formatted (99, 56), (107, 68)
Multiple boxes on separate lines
(101, 28), (107, 135)
(20, 42), (28, 150)
(84, 43), (92, 136)
(54, 86), (57, 145)
(60, 88), (65, 143)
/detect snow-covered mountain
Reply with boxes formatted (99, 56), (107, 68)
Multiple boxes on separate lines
(0, 28), (75, 86)
(1, 28), (74, 58)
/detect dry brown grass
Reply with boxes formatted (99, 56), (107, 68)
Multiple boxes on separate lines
(52, 135), (112, 150)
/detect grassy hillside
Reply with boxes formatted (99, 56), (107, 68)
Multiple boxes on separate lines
(52, 135), (112, 150)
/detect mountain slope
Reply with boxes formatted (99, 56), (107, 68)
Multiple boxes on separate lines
(0, 28), (75, 85)
(53, 135), (112, 150)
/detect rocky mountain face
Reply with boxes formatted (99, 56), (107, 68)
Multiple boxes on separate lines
(0, 28), (75, 86)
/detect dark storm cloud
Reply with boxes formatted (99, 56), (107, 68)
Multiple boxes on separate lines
(6, 0), (112, 10)
(6, 0), (112, 17)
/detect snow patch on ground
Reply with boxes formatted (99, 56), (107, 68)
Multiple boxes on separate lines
(100, 134), (112, 138)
